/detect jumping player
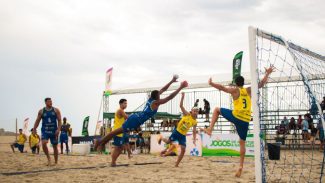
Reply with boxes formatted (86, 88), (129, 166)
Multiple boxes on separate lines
(33, 98), (62, 166)
(94, 75), (188, 151)
(201, 66), (275, 177)
(158, 92), (198, 167)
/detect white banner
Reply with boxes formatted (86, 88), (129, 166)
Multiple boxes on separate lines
(201, 133), (254, 156)
(23, 118), (29, 136)
(150, 132), (202, 156)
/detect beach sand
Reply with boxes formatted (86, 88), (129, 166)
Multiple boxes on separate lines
(0, 136), (324, 183)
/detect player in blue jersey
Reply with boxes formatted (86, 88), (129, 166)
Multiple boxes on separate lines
(33, 98), (62, 166)
(95, 75), (188, 151)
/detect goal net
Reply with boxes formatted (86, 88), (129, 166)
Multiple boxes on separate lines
(249, 27), (325, 182)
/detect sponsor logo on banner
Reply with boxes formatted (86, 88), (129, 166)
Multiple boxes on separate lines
(202, 133), (254, 156)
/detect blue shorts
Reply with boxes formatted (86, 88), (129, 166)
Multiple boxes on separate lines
(14, 143), (24, 153)
(60, 133), (68, 143)
(169, 130), (186, 147)
(31, 146), (37, 153)
(123, 134), (129, 143)
(113, 136), (125, 147)
(42, 133), (58, 145)
(220, 108), (249, 141)
(122, 114), (142, 132)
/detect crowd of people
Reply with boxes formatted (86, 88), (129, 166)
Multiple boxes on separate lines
(276, 111), (325, 149)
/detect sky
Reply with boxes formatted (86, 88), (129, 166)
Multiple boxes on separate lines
(0, 0), (324, 135)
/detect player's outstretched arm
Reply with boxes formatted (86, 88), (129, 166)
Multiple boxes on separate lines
(154, 81), (188, 107)
(179, 92), (190, 115)
(208, 78), (237, 94)
(159, 75), (178, 95)
(258, 66), (275, 88)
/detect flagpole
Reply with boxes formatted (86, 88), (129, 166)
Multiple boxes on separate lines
(95, 94), (103, 135)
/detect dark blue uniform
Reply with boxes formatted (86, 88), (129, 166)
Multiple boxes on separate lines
(41, 108), (58, 145)
(122, 98), (158, 132)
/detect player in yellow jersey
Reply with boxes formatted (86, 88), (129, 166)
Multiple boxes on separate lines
(29, 128), (40, 154)
(160, 143), (178, 157)
(159, 92), (198, 167)
(111, 98), (130, 166)
(201, 66), (275, 177)
(10, 129), (27, 153)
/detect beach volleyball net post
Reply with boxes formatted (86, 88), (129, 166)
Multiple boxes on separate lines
(249, 26), (325, 182)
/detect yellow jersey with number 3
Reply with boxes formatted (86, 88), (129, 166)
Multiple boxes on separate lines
(176, 115), (197, 135)
(114, 109), (125, 137)
(232, 88), (251, 122)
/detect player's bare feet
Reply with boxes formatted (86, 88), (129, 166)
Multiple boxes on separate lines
(200, 127), (212, 136)
(235, 167), (243, 177)
(46, 160), (52, 166)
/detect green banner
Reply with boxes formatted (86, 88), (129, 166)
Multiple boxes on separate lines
(232, 51), (243, 85)
(82, 116), (90, 136)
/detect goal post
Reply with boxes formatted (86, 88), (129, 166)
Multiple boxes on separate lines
(248, 26), (325, 183)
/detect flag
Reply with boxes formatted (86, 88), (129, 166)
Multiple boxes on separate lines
(104, 67), (113, 96)
(232, 51), (243, 85)
(82, 116), (90, 136)
(23, 118), (29, 135)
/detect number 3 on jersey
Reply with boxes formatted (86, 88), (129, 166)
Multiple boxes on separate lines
(242, 99), (247, 109)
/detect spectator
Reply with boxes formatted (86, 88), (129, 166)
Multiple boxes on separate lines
(136, 133), (145, 153)
(289, 117), (296, 131)
(316, 119), (324, 150)
(194, 99), (199, 108)
(10, 129), (27, 153)
(203, 99), (210, 122)
(29, 128), (40, 154)
(199, 108), (204, 118)
(283, 117), (289, 134)
(320, 96), (325, 112)
(302, 115), (309, 142)
(305, 113), (313, 129)
(297, 115), (303, 129)
(310, 123), (318, 144)
(276, 121), (286, 135)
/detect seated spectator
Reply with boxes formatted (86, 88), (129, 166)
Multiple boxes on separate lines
(10, 129), (27, 153)
(289, 117), (296, 131)
(276, 121), (286, 135)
